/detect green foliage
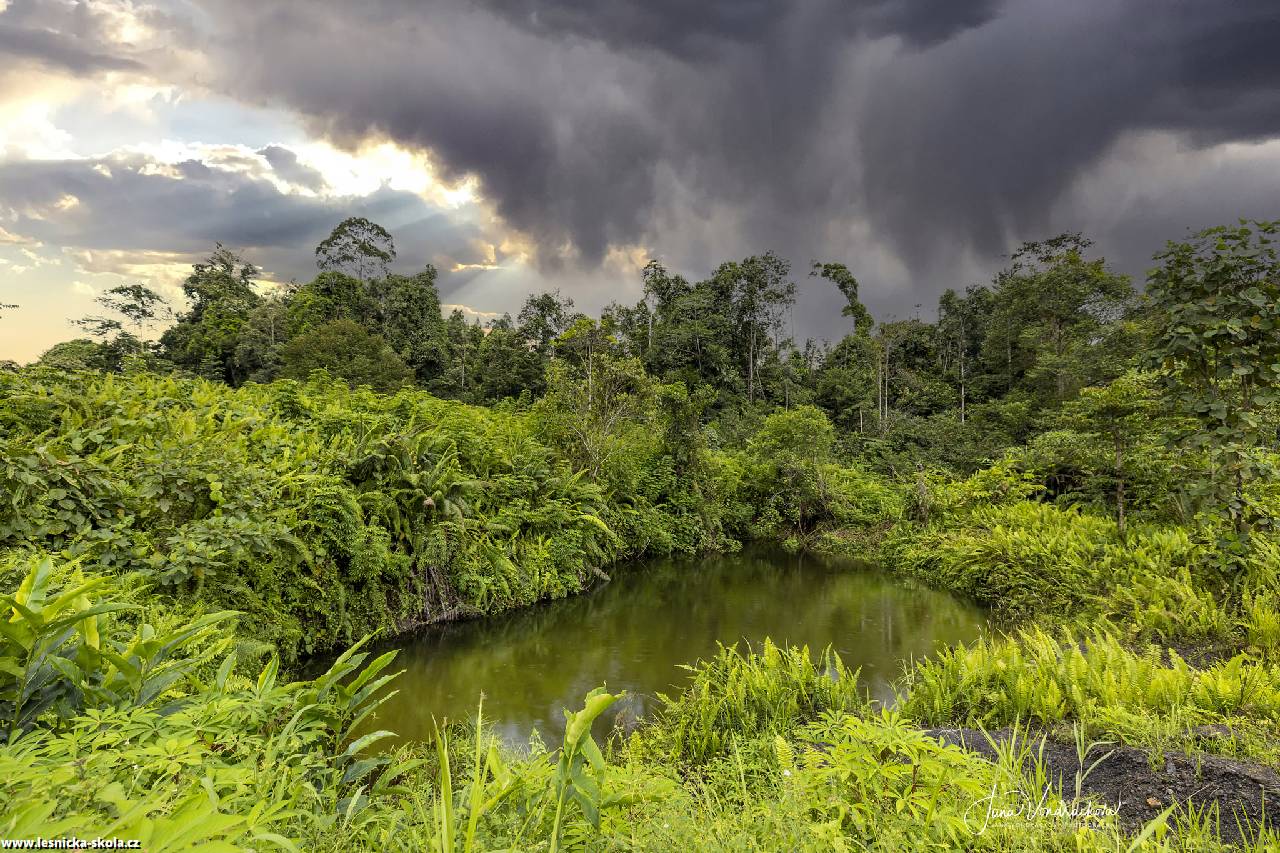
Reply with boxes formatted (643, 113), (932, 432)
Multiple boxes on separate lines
(901, 628), (1280, 746)
(0, 554), (244, 733)
(0, 556), (129, 734)
(315, 216), (396, 281)
(890, 502), (1114, 619)
(278, 320), (413, 391)
(1048, 371), (1163, 533)
(639, 640), (865, 766)
(15, 216), (1280, 850)
(1146, 220), (1280, 546)
(788, 710), (997, 848)
(160, 244), (262, 384)
(981, 233), (1135, 403)
(811, 261), (871, 334)
(736, 406), (904, 542)
(1, 367), (801, 661)
(548, 688), (622, 847)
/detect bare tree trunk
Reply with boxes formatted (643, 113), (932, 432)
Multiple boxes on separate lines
(1115, 438), (1125, 537)
(875, 357), (882, 434)
(1006, 334), (1012, 390)
(882, 341), (891, 432)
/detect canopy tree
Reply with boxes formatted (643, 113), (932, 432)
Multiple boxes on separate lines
(160, 245), (262, 384)
(278, 318), (412, 392)
(1145, 220), (1280, 549)
(982, 234), (1133, 403)
(315, 217), (396, 281)
(811, 262), (872, 335)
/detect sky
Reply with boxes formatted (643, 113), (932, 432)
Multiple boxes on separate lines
(1, 0), (1279, 363)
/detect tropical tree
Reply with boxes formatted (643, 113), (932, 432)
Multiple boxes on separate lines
(470, 316), (548, 401)
(535, 354), (653, 479)
(981, 234), (1133, 402)
(278, 319), (412, 391)
(937, 285), (991, 424)
(812, 261), (872, 335)
(1145, 220), (1280, 547)
(1057, 371), (1160, 536)
(436, 309), (485, 398)
(315, 217), (396, 281)
(373, 268), (450, 383)
(555, 316), (618, 404)
(715, 252), (796, 404)
(518, 291), (576, 353)
(160, 245), (262, 384)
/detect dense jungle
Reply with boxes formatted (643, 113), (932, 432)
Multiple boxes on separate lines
(3, 217), (1280, 850)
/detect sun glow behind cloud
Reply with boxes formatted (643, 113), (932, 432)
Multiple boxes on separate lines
(294, 141), (480, 208)
(0, 0), (543, 364)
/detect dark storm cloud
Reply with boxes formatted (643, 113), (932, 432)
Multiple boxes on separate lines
(478, 0), (1004, 57)
(181, 0), (1279, 306)
(0, 22), (143, 73)
(258, 146), (327, 192)
(22, 0), (1280, 338)
(0, 0), (150, 74)
(0, 149), (487, 278)
(858, 0), (1280, 272)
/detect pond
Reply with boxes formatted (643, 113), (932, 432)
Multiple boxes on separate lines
(363, 546), (987, 746)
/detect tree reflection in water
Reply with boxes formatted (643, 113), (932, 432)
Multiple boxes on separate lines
(358, 546), (987, 747)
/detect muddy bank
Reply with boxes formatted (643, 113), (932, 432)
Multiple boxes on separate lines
(926, 727), (1279, 846)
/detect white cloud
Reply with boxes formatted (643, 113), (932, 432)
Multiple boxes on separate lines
(0, 91), (80, 161)
(294, 140), (478, 207)
(442, 303), (501, 322)
(0, 225), (36, 245)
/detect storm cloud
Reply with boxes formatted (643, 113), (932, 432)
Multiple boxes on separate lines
(0, 0), (153, 74)
(0, 147), (493, 285)
(153, 0), (1277, 329)
(5, 0), (1280, 341)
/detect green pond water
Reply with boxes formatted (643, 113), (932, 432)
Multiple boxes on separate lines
(364, 547), (987, 746)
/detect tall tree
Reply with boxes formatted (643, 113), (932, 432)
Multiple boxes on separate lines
(160, 245), (262, 384)
(75, 284), (168, 339)
(936, 286), (991, 424)
(72, 283), (169, 369)
(233, 295), (291, 383)
(278, 319), (412, 392)
(517, 291), (575, 353)
(470, 315), (548, 401)
(438, 309), (485, 398)
(555, 316), (619, 407)
(716, 251), (796, 404)
(1145, 220), (1280, 546)
(981, 233), (1133, 403)
(375, 267), (450, 383)
(811, 262), (872, 334)
(1058, 371), (1159, 537)
(315, 217), (396, 281)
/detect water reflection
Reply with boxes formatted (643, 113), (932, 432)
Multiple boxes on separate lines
(364, 547), (987, 746)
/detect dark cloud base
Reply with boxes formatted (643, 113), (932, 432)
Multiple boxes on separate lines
(0, 149), (493, 292)
(3, 0), (1279, 341)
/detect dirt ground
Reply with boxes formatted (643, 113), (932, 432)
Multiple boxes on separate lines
(925, 727), (1280, 846)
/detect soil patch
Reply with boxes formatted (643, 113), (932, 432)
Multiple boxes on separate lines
(925, 727), (1279, 846)
(1158, 638), (1240, 670)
